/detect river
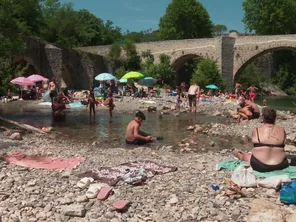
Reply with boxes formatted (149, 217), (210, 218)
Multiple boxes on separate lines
(255, 96), (296, 112)
(0, 100), (252, 152)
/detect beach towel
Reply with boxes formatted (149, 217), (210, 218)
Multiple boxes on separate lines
(78, 160), (177, 186)
(2, 152), (85, 171)
(217, 159), (296, 179)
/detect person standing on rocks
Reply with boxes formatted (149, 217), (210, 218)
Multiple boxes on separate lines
(187, 82), (200, 113)
(247, 85), (258, 103)
(42, 76), (49, 90)
(49, 77), (57, 104)
(125, 111), (153, 145)
(234, 82), (242, 101)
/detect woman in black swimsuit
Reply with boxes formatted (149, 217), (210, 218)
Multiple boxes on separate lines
(232, 107), (289, 172)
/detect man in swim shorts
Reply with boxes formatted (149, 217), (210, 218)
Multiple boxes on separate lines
(125, 111), (153, 145)
(187, 81), (200, 113)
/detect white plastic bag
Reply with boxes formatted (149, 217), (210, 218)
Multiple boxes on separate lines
(258, 175), (291, 190)
(231, 162), (257, 187)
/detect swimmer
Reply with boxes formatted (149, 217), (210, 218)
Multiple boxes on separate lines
(263, 99), (267, 106)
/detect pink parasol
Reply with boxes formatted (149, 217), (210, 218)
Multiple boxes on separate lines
(27, 74), (45, 83)
(10, 77), (35, 86)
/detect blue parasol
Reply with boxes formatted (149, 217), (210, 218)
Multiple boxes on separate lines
(206, 84), (219, 89)
(95, 73), (116, 81)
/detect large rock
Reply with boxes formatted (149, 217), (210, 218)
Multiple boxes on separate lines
(61, 204), (86, 217)
(9, 132), (22, 140)
(247, 199), (285, 222)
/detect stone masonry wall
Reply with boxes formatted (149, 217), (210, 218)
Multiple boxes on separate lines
(14, 34), (296, 90)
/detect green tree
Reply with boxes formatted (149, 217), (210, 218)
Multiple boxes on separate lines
(235, 63), (264, 89)
(243, 0), (296, 34)
(190, 58), (225, 89)
(141, 54), (175, 85)
(123, 40), (141, 71)
(106, 42), (122, 61)
(159, 0), (213, 40)
(114, 66), (126, 79)
(0, 0), (39, 95)
(213, 24), (228, 35)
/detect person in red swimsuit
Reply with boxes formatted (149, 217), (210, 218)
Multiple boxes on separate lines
(125, 111), (153, 145)
(247, 85), (258, 102)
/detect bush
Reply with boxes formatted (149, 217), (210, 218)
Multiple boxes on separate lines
(190, 58), (225, 89)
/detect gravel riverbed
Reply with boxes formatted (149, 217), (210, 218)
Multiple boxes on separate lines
(1, 98), (296, 221)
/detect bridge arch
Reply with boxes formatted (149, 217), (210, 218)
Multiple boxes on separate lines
(12, 55), (40, 76)
(234, 46), (296, 78)
(171, 53), (209, 86)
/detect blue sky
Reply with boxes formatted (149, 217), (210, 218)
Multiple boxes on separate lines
(59, 0), (245, 33)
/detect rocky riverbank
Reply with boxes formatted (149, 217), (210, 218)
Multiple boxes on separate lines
(1, 130), (296, 222)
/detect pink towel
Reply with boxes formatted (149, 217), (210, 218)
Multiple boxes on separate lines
(3, 152), (84, 171)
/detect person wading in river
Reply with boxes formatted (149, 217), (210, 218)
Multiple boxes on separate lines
(125, 111), (153, 145)
(49, 77), (57, 104)
(187, 81), (200, 113)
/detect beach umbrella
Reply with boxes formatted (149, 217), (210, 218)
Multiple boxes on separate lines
(119, 78), (128, 83)
(206, 84), (219, 89)
(139, 77), (157, 86)
(27, 74), (45, 83)
(10, 77), (35, 86)
(95, 73), (116, 81)
(121, 71), (145, 79)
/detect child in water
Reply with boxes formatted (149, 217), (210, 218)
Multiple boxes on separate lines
(104, 93), (115, 117)
(176, 91), (182, 112)
(263, 99), (267, 106)
(87, 90), (97, 118)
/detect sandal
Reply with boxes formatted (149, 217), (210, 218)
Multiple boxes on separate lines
(86, 183), (108, 199)
(77, 177), (94, 189)
(113, 200), (131, 210)
(97, 187), (113, 200)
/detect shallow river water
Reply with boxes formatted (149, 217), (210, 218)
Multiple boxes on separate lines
(0, 101), (251, 152)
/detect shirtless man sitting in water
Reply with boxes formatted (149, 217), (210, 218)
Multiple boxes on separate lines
(125, 111), (153, 145)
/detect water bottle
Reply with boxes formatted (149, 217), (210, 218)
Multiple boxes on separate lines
(211, 184), (220, 191)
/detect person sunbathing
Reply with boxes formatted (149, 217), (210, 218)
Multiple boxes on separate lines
(232, 107), (289, 172)
(237, 97), (260, 123)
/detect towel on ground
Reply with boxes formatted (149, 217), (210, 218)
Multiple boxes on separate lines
(217, 159), (296, 178)
(2, 152), (85, 171)
(78, 160), (177, 186)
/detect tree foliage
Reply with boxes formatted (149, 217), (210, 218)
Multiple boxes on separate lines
(190, 58), (225, 89)
(159, 0), (213, 40)
(235, 63), (264, 89)
(213, 24), (228, 35)
(123, 40), (141, 71)
(141, 53), (175, 85)
(243, 0), (296, 34)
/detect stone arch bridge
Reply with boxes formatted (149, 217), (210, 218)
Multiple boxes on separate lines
(15, 35), (296, 90)
(80, 34), (296, 89)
